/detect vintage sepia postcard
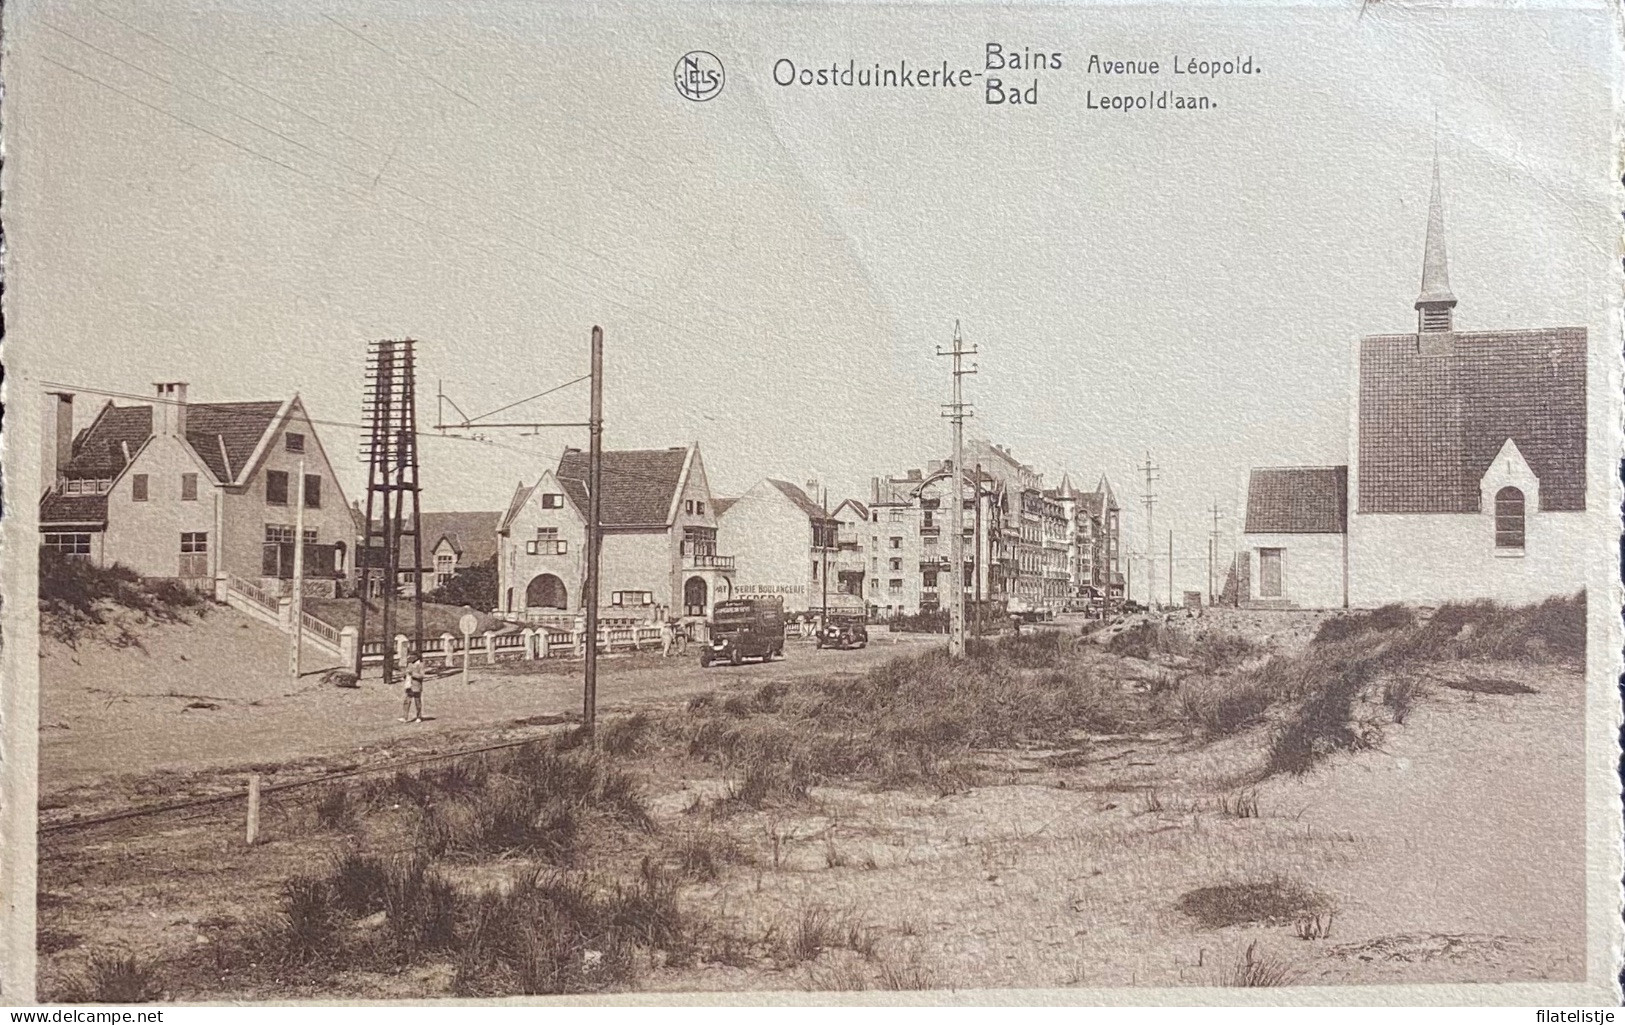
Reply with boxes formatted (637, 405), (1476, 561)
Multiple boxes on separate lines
(1, 0), (1621, 1008)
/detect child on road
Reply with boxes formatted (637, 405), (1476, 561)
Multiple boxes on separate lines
(400, 655), (426, 723)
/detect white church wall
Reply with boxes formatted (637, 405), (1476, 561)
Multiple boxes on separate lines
(1347, 510), (1589, 607)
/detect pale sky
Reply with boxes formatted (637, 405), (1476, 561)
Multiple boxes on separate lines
(7, 0), (1617, 598)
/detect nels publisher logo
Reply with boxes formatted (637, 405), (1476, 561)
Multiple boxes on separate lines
(675, 51), (725, 101)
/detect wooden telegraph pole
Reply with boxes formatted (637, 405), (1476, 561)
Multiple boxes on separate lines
(432, 328), (603, 733)
(938, 321), (977, 657)
(972, 464), (982, 638)
(288, 458), (306, 679)
(820, 486), (830, 625)
(582, 327), (605, 736)
(1168, 530), (1174, 609)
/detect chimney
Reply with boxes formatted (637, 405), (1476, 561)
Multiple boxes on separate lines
(805, 479), (820, 499)
(42, 392), (73, 489)
(871, 476), (880, 504)
(154, 382), (189, 438)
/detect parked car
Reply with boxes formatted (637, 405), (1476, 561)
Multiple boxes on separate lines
(816, 613), (868, 649)
(813, 594), (867, 650)
(701, 597), (785, 667)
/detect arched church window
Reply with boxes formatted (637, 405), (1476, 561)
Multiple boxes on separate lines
(1494, 487), (1525, 549)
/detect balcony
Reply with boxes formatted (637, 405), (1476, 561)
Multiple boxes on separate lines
(681, 547), (736, 571)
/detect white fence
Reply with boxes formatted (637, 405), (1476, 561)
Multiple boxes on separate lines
(356, 621), (666, 667)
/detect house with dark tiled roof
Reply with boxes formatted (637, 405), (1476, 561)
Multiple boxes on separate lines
(38, 383), (356, 595)
(495, 444), (735, 624)
(1237, 466), (1349, 608)
(715, 479), (848, 614)
(1239, 152), (1588, 607)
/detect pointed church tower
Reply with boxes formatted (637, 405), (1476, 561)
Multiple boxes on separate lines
(1415, 147), (1457, 344)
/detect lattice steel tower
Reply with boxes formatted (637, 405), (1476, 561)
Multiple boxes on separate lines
(356, 339), (425, 685)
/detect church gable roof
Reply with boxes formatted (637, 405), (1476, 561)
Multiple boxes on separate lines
(1357, 327), (1586, 513)
(1245, 466), (1348, 534)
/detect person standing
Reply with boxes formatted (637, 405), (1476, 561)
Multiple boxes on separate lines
(661, 617), (675, 658)
(400, 654), (426, 723)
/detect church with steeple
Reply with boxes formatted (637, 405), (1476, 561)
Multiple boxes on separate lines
(1237, 150), (1589, 608)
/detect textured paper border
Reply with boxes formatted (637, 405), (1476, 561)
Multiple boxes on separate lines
(1, 0), (1620, 1006)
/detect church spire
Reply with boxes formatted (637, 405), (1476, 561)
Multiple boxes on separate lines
(1414, 142), (1456, 336)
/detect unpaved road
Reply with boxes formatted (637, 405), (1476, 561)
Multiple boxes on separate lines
(39, 607), (939, 809)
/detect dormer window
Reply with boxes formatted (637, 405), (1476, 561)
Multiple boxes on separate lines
(285, 433), (305, 453)
(541, 493), (564, 509)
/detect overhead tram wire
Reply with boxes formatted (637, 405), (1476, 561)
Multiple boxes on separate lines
(34, 377), (717, 498)
(37, 46), (800, 358)
(31, 377), (577, 461)
(74, 5), (779, 349)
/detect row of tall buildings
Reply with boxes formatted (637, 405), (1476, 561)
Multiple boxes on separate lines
(429, 437), (1123, 623)
(35, 382), (1122, 626)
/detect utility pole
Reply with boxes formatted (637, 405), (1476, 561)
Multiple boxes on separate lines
(820, 485), (830, 625)
(972, 464), (983, 638)
(358, 339), (423, 686)
(1168, 530), (1174, 609)
(937, 320), (977, 657)
(288, 457), (306, 679)
(1208, 500), (1224, 604)
(1139, 454), (1160, 608)
(583, 326), (605, 736)
(434, 332), (599, 726)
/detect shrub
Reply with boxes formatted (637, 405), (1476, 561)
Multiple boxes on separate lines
(1104, 622), (1158, 660)
(780, 903), (872, 962)
(670, 827), (744, 881)
(1313, 604), (1415, 646)
(38, 549), (206, 643)
(57, 952), (165, 1003)
(260, 875), (339, 968)
(887, 608), (948, 634)
(410, 741), (649, 859)
(1380, 675), (1429, 723)
(452, 866), (688, 996)
(314, 787), (358, 831)
(1178, 878), (1329, 929)
(424, 554), (498, 611)
(599, 713), (651, 756)
(1266, 658), (1377, 776)
(1176, 677), (1272, 736)
(1223, 940), (1298, 987)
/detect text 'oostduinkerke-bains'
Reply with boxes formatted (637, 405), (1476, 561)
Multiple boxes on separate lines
(770, 44), (1260, 106)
